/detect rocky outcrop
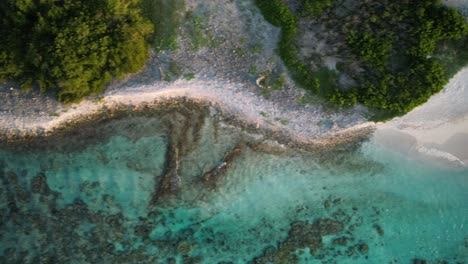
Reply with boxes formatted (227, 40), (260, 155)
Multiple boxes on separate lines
(251, 218), (345, 264)
(202, 143), (245, 189)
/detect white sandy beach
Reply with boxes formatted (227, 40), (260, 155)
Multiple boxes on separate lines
(374, 67), (468, 167)
(368, 1), (468, 167)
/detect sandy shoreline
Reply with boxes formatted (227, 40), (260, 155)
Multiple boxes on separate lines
(0, 0), (467, 162)
(0, 77), (375, 150)
(0, 65), (466, 168)
(0, 0), (371, 148)
(374, 67), (468, 167)
(0, 66), (466, 160)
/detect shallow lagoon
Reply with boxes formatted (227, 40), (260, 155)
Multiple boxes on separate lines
(0, 113), (466, 263)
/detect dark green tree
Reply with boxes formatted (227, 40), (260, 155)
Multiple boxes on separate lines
(0, 0), (153, 102)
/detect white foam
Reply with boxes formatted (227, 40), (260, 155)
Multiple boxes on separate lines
(376, 67), (468, 167)
(416, 146), (465, 167)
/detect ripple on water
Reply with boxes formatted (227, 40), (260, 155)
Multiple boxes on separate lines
(0, 113), (466, 263)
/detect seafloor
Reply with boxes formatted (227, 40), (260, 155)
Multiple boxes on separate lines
(0, 103), (466, 264)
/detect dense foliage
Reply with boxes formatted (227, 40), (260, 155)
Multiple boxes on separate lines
(302, 0), (333, 17)
(0, 0), (152, 102)
(255, 0), (468, 118)
(343, 1), (468, 114)
(255, 0), (319, 94)
(140, 0), (184, 52)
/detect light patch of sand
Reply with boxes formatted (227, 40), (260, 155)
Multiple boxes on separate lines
(0, 77), (373, 147)
(375, 67), (468, 167)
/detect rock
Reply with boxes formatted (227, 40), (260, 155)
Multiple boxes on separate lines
(105, 243), (115, 254)
(358, 243), (369, 254)
(30, 172), (51, 196)
(182, 255), (203, 264)
(413, 259), (428, 264)
(373, 224), (384, 236)
(202, 143), (244, 189)
(332, 237), (348, 246)
(287, 221), (322, 250)
(106, 214), (123, 228)
(5, 171), (18, 184)
(314, 218), (344, 235)
(345, 246), (355, 256)
(177, 241), (192, 255)
(134, 224), (151, 237)
(250, 218), (345, 263)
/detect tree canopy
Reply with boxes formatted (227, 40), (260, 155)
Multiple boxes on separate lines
(256, 0), (468, 119)
(0, 0), (153, 102)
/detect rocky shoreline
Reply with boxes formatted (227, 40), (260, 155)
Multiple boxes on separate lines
(0, 96), (375, 154)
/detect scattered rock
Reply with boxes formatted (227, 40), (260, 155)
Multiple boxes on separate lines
(345, 246), (355, 256)
(30, 172), (51, 196)
(358, 243), (369, 254)
(313, 218), (344, 236)
(202, 143), (244, 189)
(373, 224), (384, 236)
(332, 237), (348, 246)
(255, 218), (344, 263)
(177, 241), (192, 255)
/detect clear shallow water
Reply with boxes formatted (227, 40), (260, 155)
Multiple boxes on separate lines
(0, 116), (466, 263)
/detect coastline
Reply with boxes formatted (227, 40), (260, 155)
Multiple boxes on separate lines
(1, 0), (467, 157)
(0, 0), (371, 151)
(2, 66), (468, 164)
(373, 67), (468, 167)
(0, 81), (375, 152)
(1, 65), (467, 158)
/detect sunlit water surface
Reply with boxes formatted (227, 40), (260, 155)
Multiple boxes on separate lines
(0, 117), (466, 264)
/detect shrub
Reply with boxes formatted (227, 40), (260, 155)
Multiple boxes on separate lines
(0, 0), (153, 102)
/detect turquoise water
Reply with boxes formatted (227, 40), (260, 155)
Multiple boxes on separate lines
(0, 116), (466, 263)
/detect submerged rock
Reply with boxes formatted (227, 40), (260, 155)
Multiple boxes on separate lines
(30, 172), (51, 196)
(332, 237), (348, 246)
(202, 143), (244, 189)
(177, 240), (192, 255)
(252, 218), (345, 263)
(358, 243), (369, 254)
(373, 223), (384, 236)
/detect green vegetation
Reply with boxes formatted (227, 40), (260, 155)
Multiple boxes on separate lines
(249, 64), (259, 75)
(183, 73), (195, 80)
(141, 0), (185, 52)
(302, 0), (333, 17)
(255, 0), (324, 96)
(0, 0), (153, 103)
(272, 75), (286, 90)
(250, 43), (264, 54)
(257, 71), (287, 94)
(344, 1), (468, 114)
(274, 117), (289, 125)
(168, 61), (182, 77)
(255, 0), (468, 119)
(185, 10), (215, 50)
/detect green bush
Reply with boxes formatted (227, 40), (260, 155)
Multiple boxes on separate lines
(255, 0), (468, 118)
(302, 0), (333, 16)
(255, 0), (319, 93)
(141, 0), (185, 52)
(0, 0), (153, 102)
